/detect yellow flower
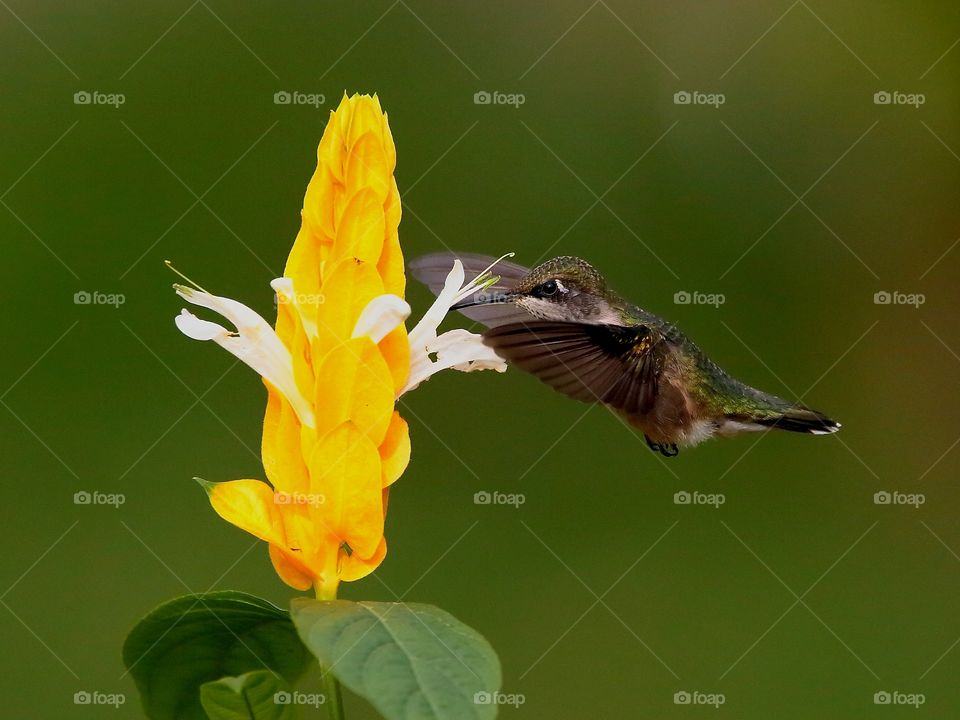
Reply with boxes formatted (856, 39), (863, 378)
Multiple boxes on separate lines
(173, 94), (507, 598)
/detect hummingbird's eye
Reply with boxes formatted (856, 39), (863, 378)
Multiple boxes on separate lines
(539, 279), (559, 297)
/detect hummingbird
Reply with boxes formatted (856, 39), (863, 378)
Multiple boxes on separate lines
(410, 252), (840, 457)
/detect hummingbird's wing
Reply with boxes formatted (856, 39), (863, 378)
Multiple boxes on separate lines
(482, 321), (667, 415)
(408, 252), (533, 327)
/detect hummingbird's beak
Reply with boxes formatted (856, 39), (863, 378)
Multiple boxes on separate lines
(450, 298), (482, 310)
(450, 291), (515, 311)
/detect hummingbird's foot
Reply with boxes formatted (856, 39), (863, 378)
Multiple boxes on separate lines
(644, 435), (680, 458)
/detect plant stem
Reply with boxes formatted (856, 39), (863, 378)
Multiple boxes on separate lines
(315, 582), (345, 720)
(321, 666), (345, 720)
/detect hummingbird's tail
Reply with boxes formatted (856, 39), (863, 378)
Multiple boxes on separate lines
(751, 406), (841, 435)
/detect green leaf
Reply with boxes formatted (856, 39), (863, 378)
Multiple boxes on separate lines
(291, 599), (502, 720)
(123, 591), (314, 720)
(200, 671), (295, 720)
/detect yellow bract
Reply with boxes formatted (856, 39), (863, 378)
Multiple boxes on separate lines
(206, 94), (409, 598)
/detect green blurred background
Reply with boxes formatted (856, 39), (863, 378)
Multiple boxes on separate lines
(3, 1), (960, 717)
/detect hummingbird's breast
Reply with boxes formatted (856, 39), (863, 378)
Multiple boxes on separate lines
(624, 353), (714, 446)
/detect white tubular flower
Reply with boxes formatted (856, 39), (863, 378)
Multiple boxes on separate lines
(173, 284), (316, 429)
(352, 294), (412, 344)
(400, 258), (509, 395)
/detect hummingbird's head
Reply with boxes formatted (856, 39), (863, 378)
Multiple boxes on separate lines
(508, 256), (622, 324)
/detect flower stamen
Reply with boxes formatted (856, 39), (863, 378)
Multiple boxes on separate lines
(165, 259), (211, 294)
